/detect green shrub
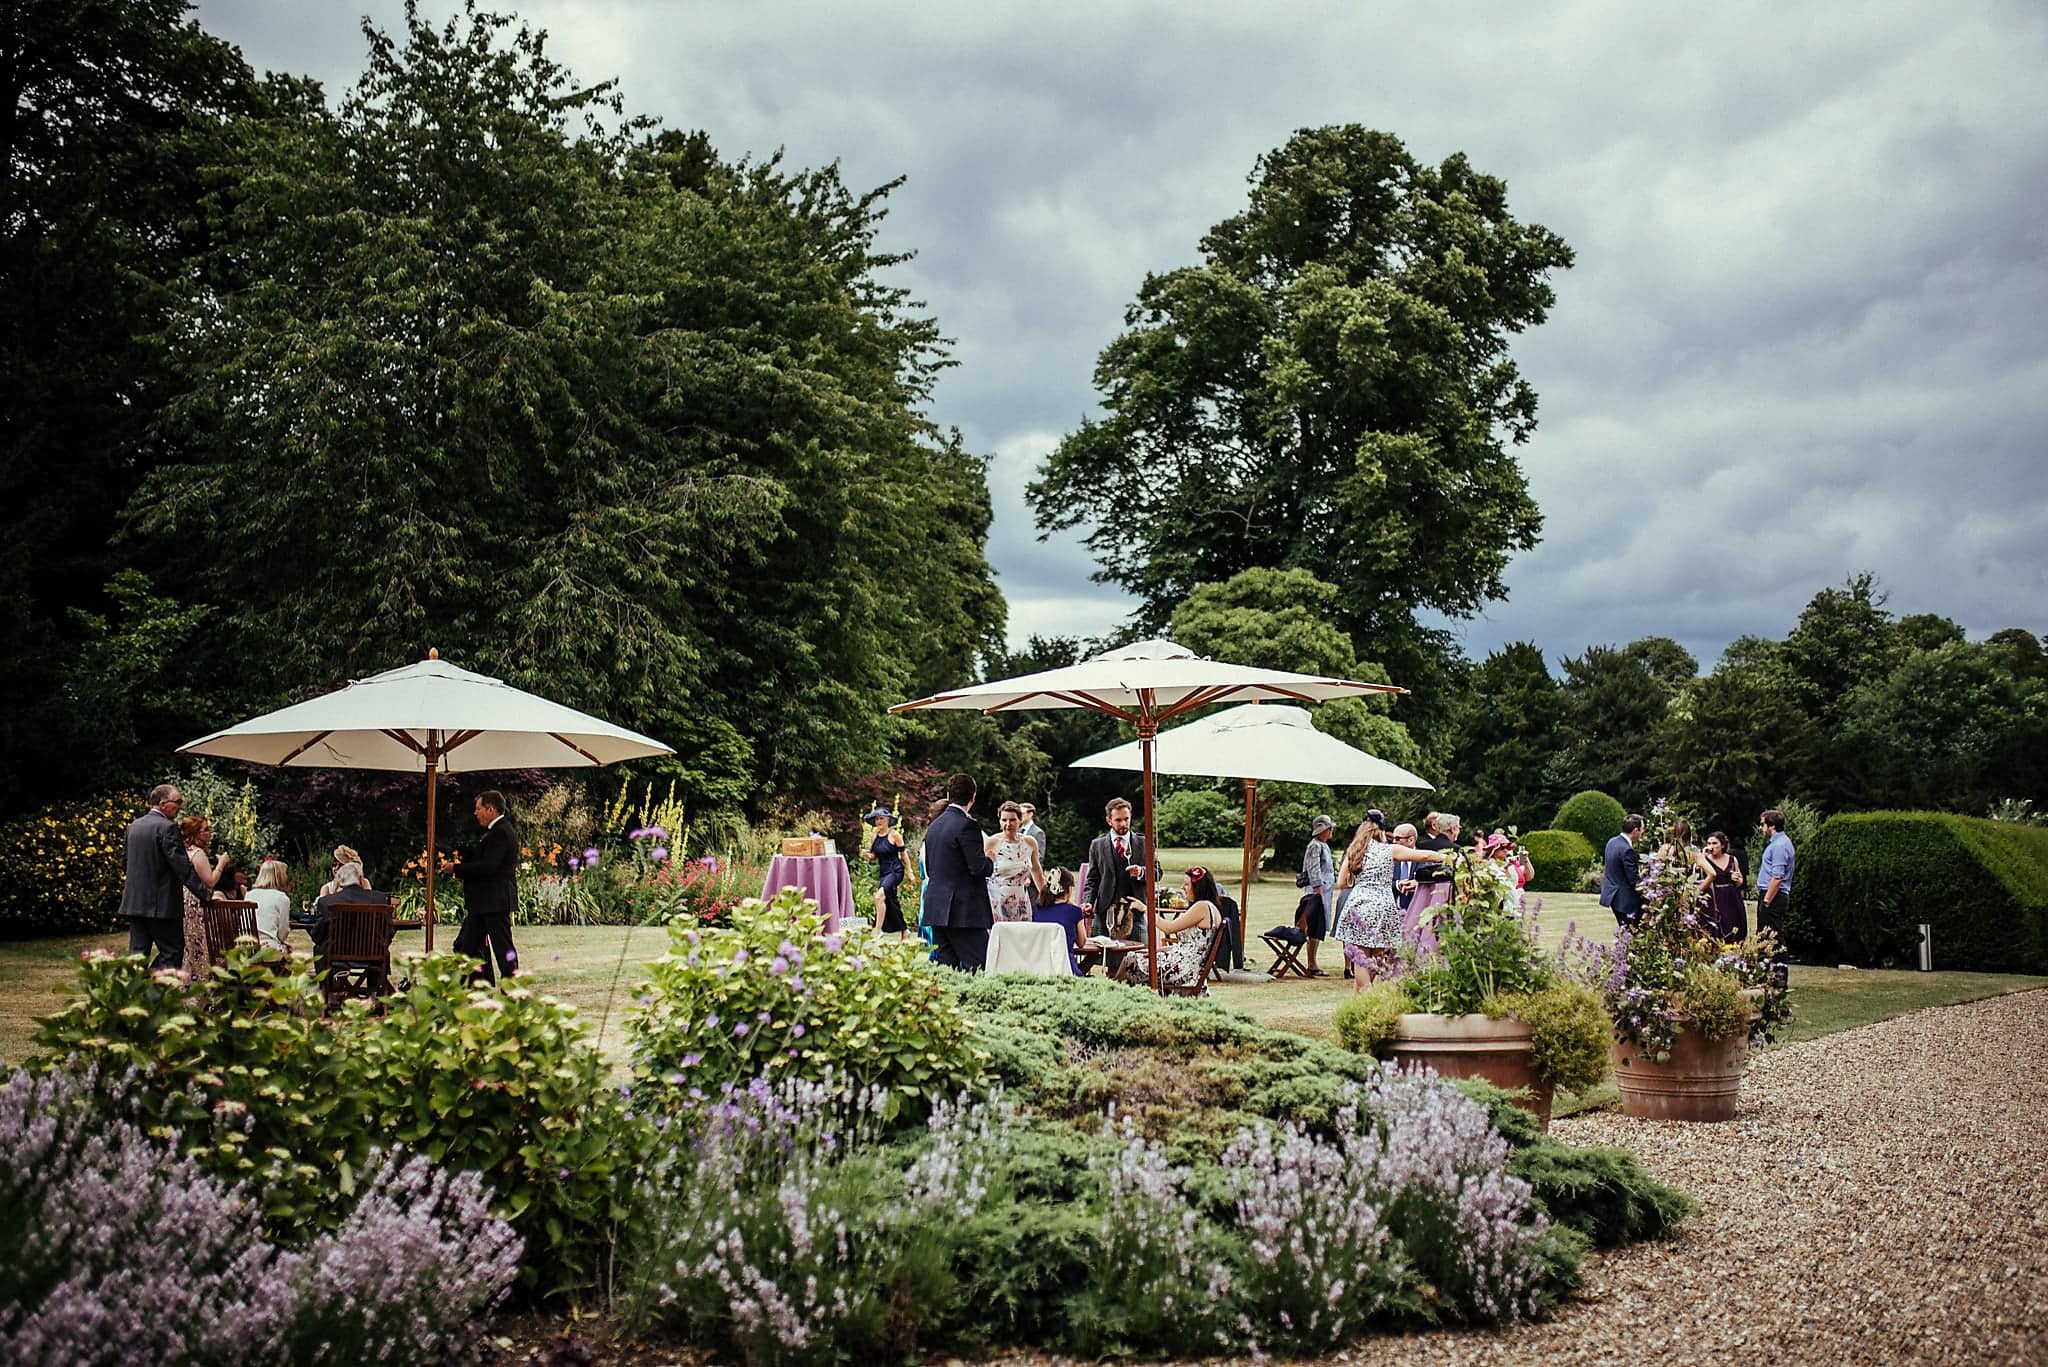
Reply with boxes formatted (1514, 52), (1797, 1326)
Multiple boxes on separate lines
(1489, 982), (1612, 1095)
(1801, 811), (2048, 971)
(32, 943), (640, 1296)
(0, 792), (143, 936)
(1155, 788), (1242, 848)
(1520, 829), (1597, 893)
(1332, 981), (1406, 1057)
(630, 889), (986, 1119)
(1552, 790), (1626, 856)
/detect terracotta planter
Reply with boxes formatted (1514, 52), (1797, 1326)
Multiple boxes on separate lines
(1611, 1027), (1749, 1122)
(1389, 1012), (1554, 1127)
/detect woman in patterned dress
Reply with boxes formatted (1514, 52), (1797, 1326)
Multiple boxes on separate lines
(1333, 810), (1449, 989)
(1119, 866), (1225, 989)
(178, 815), (223, 980)
(985, 800), (1044, 922)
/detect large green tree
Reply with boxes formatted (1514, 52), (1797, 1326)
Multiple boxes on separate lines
(1440, 642), (1567, 832)
(1654, 637), (1819, 839)
(1028, 126), (1571, 681)
(130, 1), (1001, 810)
(0, 0), (256, 802)
(1551, 637), (1697, 800)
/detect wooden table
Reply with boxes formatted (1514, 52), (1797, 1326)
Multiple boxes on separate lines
(1074, 938), (1143, 977)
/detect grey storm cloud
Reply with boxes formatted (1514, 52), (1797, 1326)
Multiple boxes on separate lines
(197, 0), (2048, 672)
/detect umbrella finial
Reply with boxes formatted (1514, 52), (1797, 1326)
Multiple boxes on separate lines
(428, 646), (440, 660)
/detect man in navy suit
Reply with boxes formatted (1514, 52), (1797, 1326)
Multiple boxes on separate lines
(921, 772), (995, 971)
(1599, 813), (1646, 927)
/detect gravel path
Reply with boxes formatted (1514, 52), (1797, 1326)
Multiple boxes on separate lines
(1355, 988), (2048, 1366)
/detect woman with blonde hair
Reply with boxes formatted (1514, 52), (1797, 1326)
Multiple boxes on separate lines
(246, 859), (295, 950)
(319, 845), (371, 898)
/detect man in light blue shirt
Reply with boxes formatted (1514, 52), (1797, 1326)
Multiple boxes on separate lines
(1756, 808), (1795, 984)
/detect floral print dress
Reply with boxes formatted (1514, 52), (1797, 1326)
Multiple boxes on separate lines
(1335, 840), (1401, 952)
(1120, 904), (1220, 988)
(988, 836), (1037, 922)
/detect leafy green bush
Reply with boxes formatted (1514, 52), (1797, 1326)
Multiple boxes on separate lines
(1332, 981), (1406, 1056)
(1520, 829), (1597, 893)
(1801, 811), (2048, 971)
(1552, 790), (1626, 856)
(32, 943), (640, 1296)
(1489, 983), (1611, 1095)
(1154, 788), (1242, 847)
(630, 889), (986, 1119)
(0, 792), (143, 936)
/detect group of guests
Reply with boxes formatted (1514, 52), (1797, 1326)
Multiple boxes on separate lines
(118, 783), (524, 987)
(1601, 808), (1796, 963)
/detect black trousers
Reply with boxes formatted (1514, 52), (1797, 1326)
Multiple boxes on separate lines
(454, 911), (518, 982)
(1757, 894), (1790, 984)
(931, 925), (989, 972)
(128, 916), (183, 971)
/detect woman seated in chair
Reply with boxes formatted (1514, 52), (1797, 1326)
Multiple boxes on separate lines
(1118, 866), (1224, 989)
(1030, 867), (1090, 975)
(246, 858), (294, 950)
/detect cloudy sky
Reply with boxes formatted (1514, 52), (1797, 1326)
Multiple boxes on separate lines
(195, 0), (2048, 673)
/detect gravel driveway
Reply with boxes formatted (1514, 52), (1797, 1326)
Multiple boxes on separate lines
(1356, 987), (2048, 1366)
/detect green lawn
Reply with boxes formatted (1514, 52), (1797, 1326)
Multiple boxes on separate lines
(8, 885), (2043, 1102)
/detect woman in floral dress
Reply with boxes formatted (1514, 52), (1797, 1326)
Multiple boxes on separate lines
(985, 800), (1044, 922)
(178, 815), (223, 979)
(1119, 867), (1225, 989)
(1333, 810), (1448, 989)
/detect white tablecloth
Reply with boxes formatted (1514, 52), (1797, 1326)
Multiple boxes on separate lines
(986, 921), (1072, 977)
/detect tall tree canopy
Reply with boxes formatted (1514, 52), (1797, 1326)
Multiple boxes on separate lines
(126, 1), (1001, 809)
(1028, 125), (1571, 666)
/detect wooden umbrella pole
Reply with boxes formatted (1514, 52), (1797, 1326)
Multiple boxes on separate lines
(1140, 712), (1159, 993)
(422, 733), (440, 952)
(1239, 777), (1256, 959)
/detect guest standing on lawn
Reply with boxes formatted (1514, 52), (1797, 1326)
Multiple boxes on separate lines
(861, 806), (909, 939)
(1600, 814), (1646, 928)
(1082, 798), (1159, 943)
(1299, 814), (1336, 977)
(119, 785), (216, 971)
(1756, 809), (1795, 982)
(1697, 830), (1747, 941)
(923, 773), (995, 971)
(1019, 803), (1049, 865)
(452, 790), (519, 982)
(179, 815), (224, 980)
(1333, 811), (1449, 990)
(986, 800), (1044, 922)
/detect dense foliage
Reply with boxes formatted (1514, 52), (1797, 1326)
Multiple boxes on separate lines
(1798, 812), (2048, 972)
(628, 890), (986, 1116)
(31, 944), (641, 1293)
(1552, 790), (1627, 856)
(0, 794), (141, 936)
(0, 1065), (520, 1366)
(1520, 829), (1598, 893)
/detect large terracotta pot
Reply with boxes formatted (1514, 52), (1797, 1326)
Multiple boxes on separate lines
(1389, 1012), (1554, 1127)
(1611, 1026), (1749, 1121)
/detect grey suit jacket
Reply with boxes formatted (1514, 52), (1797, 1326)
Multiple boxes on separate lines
(1083, 831), (1161, 913)
(119, 808), (211, 921)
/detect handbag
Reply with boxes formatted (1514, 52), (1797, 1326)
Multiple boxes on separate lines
(1295, 869), (1310, 888)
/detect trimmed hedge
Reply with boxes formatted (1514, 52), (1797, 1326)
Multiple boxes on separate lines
(1521, 829), (1598, 893)
(1800, 812), (2048, 972)
(1553, 790), (1625, 856)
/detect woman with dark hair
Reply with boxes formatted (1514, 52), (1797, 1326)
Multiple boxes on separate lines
(861, 806), (909, 939)
(985, 800), (1044, 922)
(1696, 830), (1747, 941)
(1333, 810), (1449, 991)
(1031, 867), (1090, 975)
(1118, 866), (1223, 989)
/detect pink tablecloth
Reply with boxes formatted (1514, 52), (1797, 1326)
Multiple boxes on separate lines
(761, 854), (855, 930)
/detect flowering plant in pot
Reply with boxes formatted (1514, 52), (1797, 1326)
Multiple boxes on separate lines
(1568, 799), (1792, 1121)
(1334, 851), (1611, 1124)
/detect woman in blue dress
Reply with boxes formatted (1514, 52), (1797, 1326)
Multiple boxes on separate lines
(862, 806), (909, 939)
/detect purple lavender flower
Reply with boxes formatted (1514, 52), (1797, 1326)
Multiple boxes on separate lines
(650, 845), (669, 862)
(769, 956), (789, 976)
(583, 846), (601, 867)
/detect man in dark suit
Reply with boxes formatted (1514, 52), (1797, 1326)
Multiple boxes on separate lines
(921, 772), (995, 970)
(452, 789), (520, 982)
(119, 784), (215, 970)
(1600, 813), (1646, 927)
(1082, 797), (1161, 942)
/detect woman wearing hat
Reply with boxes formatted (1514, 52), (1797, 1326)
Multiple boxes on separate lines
(861, 806), (910, 938)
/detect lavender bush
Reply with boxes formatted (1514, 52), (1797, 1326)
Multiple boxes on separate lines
(0, 1066), (520, 1367)
(627, 1074), (1013, 1365)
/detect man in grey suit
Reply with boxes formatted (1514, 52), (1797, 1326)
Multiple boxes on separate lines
(1082, 797), (1161, 942)
(922, 773), (995, 971)
(1599, 813), (1646, 927)
(119, 784), (215, 970)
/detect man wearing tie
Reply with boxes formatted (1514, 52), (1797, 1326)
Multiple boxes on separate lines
(1082, 797), (1161, 942)
(1599, 813), (1646, 928)
(921, 773), (996, 970)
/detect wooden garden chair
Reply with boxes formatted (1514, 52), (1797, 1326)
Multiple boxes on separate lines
(1161, 915), (1229, 999)
(1260, 925), (1310, 979)
(322, 898), (396, 1013)
(202, 900), (260, 962)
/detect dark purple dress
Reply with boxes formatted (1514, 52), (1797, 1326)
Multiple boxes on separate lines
(1702, 856), (1746, 941)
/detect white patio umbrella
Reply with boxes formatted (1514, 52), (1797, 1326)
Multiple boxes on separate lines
(1069, 703), (1433, 949)
(889, 639), (1403, 990)
(179, 650), (673, 948)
